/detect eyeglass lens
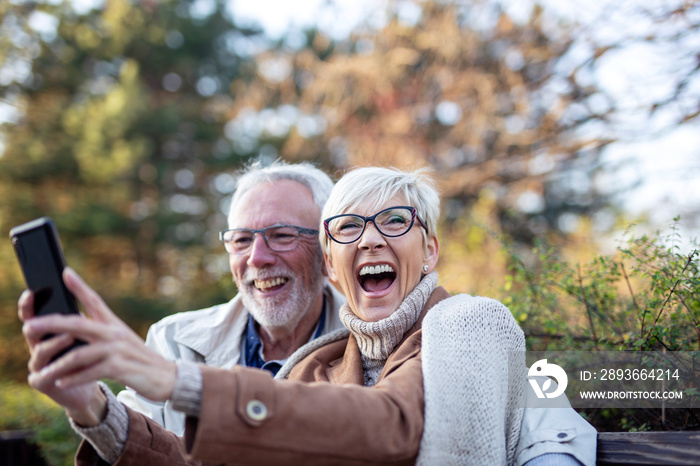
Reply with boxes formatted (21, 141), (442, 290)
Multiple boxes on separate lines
(222, 226), (301, 253)
(326, 207), (414, 243)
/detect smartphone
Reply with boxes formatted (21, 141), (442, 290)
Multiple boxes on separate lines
(10, 217), (85, 358)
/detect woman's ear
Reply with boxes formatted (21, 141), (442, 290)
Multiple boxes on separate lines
(323, 251), (338, 282)
(423, 235), (440, 274)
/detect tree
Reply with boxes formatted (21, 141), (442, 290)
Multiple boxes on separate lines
(244, 1), (623, 291)
(245, 2), (616, 243)
(0, 0), (267, 380)
(3, 0), (693, 382)
(563, 0), (700, 229)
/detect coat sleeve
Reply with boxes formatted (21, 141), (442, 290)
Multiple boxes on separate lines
(184, 360), (424, 466)
(75, 407), (200, 466)
(516, 388), (597, 466)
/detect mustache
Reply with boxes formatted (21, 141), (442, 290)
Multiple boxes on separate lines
(243, 266), (294, 283)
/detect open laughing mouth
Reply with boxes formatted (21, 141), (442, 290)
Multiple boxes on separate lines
(254, 277), (288, 292)
(358, 264), (396, 292)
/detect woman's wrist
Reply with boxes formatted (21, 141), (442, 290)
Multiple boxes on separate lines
(66, 384), (108, 427)
(70, 383), (129, 464)
(151, 359), (178, 401)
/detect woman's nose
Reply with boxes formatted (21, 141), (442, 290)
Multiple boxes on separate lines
(358, 221), (386, 250)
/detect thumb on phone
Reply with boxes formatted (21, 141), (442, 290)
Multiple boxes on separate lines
(62, 267), (117, 324)
(18, 289), (36, 322)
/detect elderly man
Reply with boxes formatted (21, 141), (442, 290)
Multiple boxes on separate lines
(117, 161), (346, 435)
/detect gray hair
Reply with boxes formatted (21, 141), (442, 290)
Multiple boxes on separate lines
(228, 160), (334, 227)
(320, 166), (440, 255)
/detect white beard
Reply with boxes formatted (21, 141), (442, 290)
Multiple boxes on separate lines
(238, 253), (324, 332)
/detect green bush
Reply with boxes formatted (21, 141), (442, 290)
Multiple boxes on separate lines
(501, 219), (699, 352)
(498, 218), (699, 431)
(0, 381), (79, 466)
(0, 380), (125, 466)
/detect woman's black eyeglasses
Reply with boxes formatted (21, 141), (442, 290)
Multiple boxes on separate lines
(323, 206), (426, 245)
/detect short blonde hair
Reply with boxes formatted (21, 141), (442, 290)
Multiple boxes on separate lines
(320, 166), (440, 255)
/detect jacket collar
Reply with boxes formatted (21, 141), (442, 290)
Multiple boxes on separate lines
(173, 295), (248, 369)
(325, 286), (452, 385)
(326, 335), (365, 385)
(396, 285), (451, 347)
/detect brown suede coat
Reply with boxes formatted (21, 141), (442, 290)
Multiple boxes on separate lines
(76, 287), (451, 466)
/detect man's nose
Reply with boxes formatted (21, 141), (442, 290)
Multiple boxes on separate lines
(357, 221), (386, 250)
(247, 233), (276, 268)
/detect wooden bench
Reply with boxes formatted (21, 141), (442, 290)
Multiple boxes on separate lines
(597, 431), (700, 465)
(4, 429), (700, 465)
(0, 430), (47, 466)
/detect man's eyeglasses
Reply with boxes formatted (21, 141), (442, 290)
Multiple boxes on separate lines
(220, 225), (319, 254)
(324, 206), (426, 245)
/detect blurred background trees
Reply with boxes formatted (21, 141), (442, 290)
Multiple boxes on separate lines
(1, 0), (698, 451)
(0, 0), (266, 379)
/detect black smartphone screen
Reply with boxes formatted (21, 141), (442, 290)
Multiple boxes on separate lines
(10, 217), (80, 317)
(10, 217), (85, 360)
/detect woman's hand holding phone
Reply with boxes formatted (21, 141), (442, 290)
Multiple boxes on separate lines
(22, 268), (178, 406)
(13, 217), (178, 424)
(19, 284), (107, 426)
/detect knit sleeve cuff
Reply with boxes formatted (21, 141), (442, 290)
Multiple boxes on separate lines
(70, 382), (128, 464)
(170, 360), (202, 417)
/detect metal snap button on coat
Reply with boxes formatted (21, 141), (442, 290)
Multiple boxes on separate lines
(245, 400), (268, 421)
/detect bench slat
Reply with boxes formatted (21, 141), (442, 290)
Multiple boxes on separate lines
(597, 432), (700, 465)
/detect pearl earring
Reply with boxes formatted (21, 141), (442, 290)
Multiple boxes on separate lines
(423, 265), (429, 273)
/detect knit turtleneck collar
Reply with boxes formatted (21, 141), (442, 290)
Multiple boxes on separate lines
(340, 272), (438, 361)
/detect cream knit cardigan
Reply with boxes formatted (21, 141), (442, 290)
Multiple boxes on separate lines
(278, 273), (526, 465)
(418, 286), (526, 465)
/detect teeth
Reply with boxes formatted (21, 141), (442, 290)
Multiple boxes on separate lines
(359, 264), (395, 276)
(254, 277), (287, 290)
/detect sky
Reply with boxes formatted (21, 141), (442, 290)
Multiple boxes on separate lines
(228, 0), (389, 40)
(510, 0), (700, 246)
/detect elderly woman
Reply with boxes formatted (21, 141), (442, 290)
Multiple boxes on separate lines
(20, 167), (595, 465)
